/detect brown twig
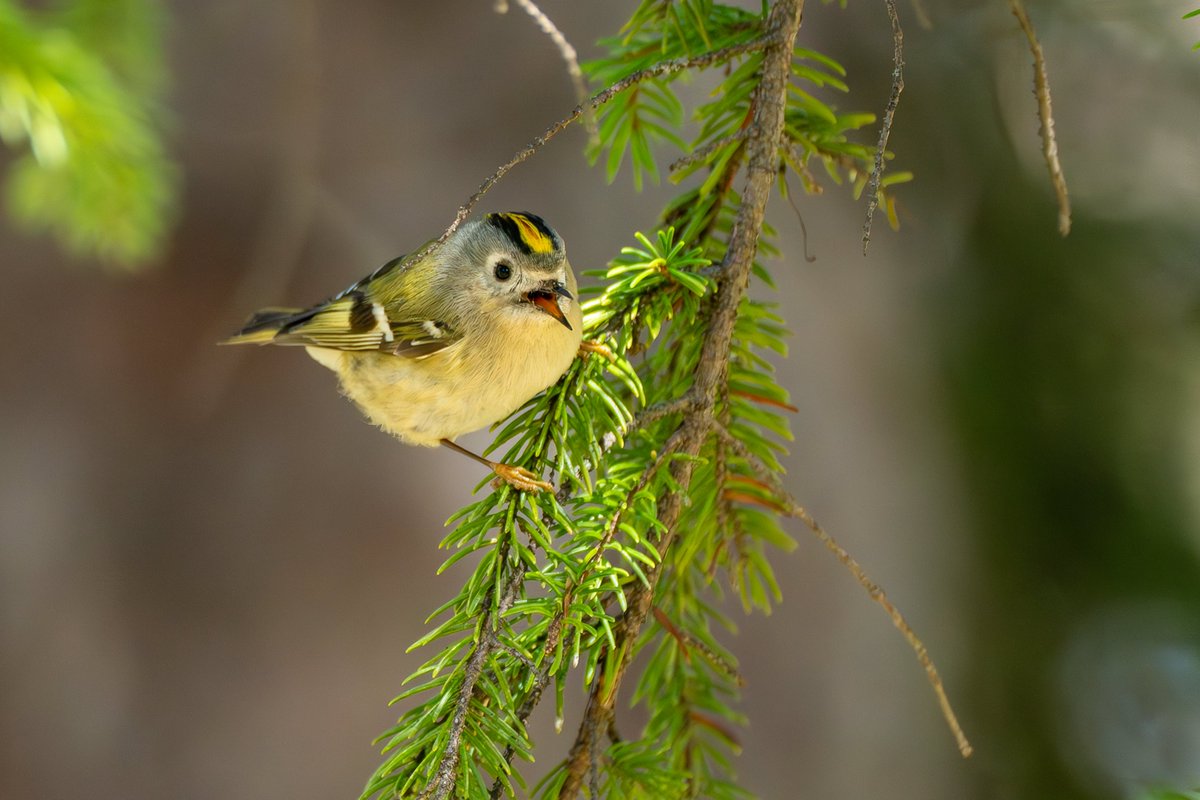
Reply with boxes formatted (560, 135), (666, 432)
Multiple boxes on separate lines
(781, 172), (818, 263)
(712, 421), (973, 758)
(557, 1), (807, 795)
(793, 502), (973, 757)
(408, 33), (777, 269)
(501, 0), (598, 144)
(1008, 0), (1071, 236)
(862, 0), (905, 255)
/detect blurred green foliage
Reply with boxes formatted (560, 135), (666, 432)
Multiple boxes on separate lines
(0, 0), (175, 269)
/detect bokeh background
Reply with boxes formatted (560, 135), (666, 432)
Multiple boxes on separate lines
(2, 1), (1199, 798)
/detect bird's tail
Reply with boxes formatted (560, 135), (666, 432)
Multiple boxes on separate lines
(220, 307), (305, 345)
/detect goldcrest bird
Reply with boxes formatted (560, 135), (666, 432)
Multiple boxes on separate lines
(224, 211), (583, 492)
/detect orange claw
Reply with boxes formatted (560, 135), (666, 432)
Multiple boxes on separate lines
(578, 340), (615, 361)
(491, 463), (555, 493)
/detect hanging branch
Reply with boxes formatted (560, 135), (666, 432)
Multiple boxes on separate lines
(1008, 0), (1071, 236)
(862, 0), (905, 254)
(498, 0), (598, 143)
(713, 422), (973, 757)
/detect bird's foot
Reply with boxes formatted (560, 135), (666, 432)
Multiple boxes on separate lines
(578, 340), (615, 361)
(490, 463), (555, 493)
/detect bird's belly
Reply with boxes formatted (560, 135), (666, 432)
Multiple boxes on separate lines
(307, 340), (574, 446)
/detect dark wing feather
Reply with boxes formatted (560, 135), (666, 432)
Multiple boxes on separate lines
(223, 247), (458, 357)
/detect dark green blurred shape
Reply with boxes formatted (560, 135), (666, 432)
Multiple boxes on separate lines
(935, 127), (1200, 800)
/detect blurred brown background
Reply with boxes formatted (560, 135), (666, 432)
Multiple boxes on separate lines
(2, 1), (1199, 798)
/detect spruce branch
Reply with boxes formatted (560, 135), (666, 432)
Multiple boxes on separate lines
(489, 422), (691, 799)
(368, 2), (977, 796)
(418, 551), (526, 800)
(558, 0), (806, 794)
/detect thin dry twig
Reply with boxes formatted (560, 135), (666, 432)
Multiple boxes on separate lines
(781, 172), (817, 263)
(1008, 0), (1071, 236)
(405, 33), (777, 270)
(713, 421), (973, 758)
(500, 0), (598, 144)
(794, 503), (974, 758)
(862, 0), (905, 255)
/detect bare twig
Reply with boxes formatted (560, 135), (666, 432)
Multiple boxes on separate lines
(1008, 0), (1071, 236)
(501, 0), (598, 144)
(557, 2), (807, 795)
(712, 422), (973, 758)
(407, 33), (777, 269)
(794, 502), (974, 757)
(862, 0), (905, 255)
(781, 172), (818, 263)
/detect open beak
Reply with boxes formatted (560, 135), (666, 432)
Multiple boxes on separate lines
(525, 281), (573, 330)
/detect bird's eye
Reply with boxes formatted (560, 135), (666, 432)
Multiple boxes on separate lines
(494, 262), (513, 281)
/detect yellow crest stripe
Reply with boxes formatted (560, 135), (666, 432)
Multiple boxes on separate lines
(509, 213), (555, 254)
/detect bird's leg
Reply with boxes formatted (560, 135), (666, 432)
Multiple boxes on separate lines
(439, 438), (554, 493)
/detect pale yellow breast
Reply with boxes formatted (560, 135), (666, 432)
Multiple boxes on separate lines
(305, 310), (580, 446)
